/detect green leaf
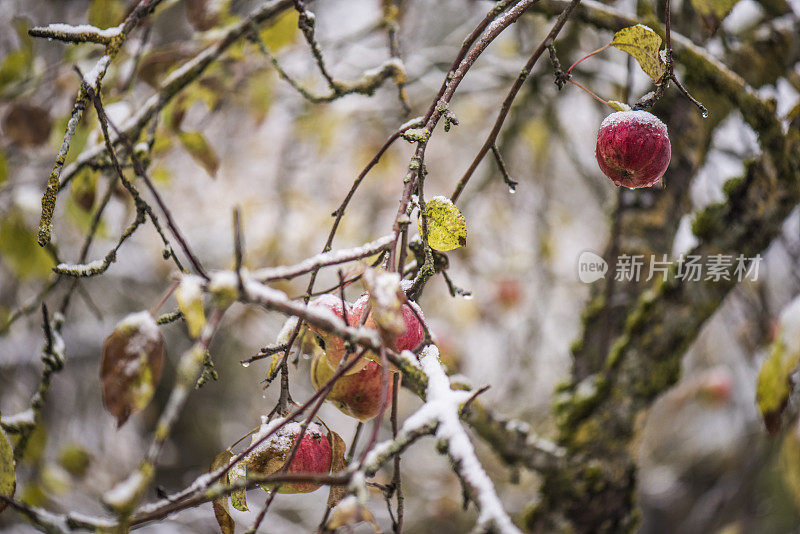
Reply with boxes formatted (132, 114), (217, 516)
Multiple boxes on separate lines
(419, 196), (467, 252)
(0, 209), (54, 280)
(0, 417), (15, 514)
(176, 276), (206, 339)
(210, 450), (235, 534)
(610, 25), (666, 82)
(100, 312), (166, 427)
(690, 0), (740, 33)
(178, 131), (220, 177)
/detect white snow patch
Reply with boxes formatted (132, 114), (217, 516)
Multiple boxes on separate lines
(599, 110), (668, 136)
(38, 23), (123, 39)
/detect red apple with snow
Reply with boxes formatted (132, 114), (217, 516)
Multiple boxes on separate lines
(306, 294), (360, 371)
(243, 420), (333, 493)
(311, 352), (398, 421)
(350, 292), (425, 353)
(595, 110), (671, 189)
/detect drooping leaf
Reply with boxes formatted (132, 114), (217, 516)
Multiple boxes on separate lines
(0, 209), (54, 280)
(210, 449), (235, 534)
(326, 430), (347, 509)
(2, 103), (53, 147)
(100, 312), (166, 427)
(610, 25), (666, 82)
(326, 496), (380, 533)
(757, 297), (800, 434)
(177, 131), (220, 177)
(419, 196), (467, 252)
(176, 276), (206, 339)
(0, 417), (15, 514)
(690, 0), (740, 34)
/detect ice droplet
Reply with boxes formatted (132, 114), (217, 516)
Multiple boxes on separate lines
(701, 110), (709, 118)
(508, 185), (517, 194)
(241, 361), (250, 368)
(463, 293), (474, 300)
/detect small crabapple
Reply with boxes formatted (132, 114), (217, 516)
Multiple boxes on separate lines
(311, 352), (398, 421)
(243, 421), (332, 493)
(595, 110), (671, 189)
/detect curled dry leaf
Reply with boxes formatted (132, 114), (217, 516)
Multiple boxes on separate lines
(326, 495), (380, 533)
(100, 311), (166, 428)
(210, 449), (235, 534)
(326, 430), (348, 509)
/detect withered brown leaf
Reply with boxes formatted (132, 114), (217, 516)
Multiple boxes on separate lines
(100, 311), (165, 428)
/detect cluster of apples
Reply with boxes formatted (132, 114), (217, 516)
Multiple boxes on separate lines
(308, 292), (425, 421)
(234, 292), (425, 496)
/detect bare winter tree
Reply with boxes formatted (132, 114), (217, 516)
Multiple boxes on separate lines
(1, 0), (800, 533)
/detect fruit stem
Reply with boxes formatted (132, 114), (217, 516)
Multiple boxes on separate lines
(567, 44), (610, 74)
(567, 78), (615, 109)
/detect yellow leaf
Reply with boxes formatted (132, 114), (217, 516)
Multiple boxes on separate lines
(610, 25), (666, 82)
(178, 131), (220, 177)
(176, 276), (206, 339)
(259, 9), (299, 51)
(757, 334), (800, 433)
(419, 196), (467, 252)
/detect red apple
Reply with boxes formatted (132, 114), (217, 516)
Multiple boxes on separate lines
(244, 421), (332, 493)
(350, 292), (425, 352)
(307, 294), (353, 369)
(311, 352), (398, 421)
(595, 110), (671, 189)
